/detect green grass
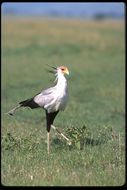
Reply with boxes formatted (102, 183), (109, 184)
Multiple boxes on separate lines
(2, 17), (125, 186)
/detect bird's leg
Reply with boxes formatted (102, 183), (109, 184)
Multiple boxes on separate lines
(51, 125), (72, 145)
(45, 111), (59, 154)
(47, 132), (50, 155)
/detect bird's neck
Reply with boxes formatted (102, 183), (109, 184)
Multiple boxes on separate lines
(55, 72), (67, 88)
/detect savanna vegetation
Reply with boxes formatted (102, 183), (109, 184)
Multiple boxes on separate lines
(1, 16), (125, 186)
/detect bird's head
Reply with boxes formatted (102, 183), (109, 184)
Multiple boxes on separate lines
(47, 65), (69, 76)
(57, 66), (69, 75)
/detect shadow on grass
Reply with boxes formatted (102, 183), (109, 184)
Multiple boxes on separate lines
(84, 137), (107, 146)
(51, 135), (110, 151)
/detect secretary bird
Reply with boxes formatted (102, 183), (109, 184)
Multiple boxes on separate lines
(7, 65), (71, 154)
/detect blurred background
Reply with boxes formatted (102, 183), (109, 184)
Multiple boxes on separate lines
(2, 2), (125, 20)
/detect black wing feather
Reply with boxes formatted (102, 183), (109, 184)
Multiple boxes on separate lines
(19, 98), (39, 109)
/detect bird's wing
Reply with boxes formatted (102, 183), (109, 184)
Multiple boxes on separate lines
(33, 87), (56, 108)
(40, 87), (55, 95)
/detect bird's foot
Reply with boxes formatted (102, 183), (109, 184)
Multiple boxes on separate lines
(67, 141), (72, 146)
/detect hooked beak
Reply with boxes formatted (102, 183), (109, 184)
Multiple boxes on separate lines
(65, 69), (69, 75)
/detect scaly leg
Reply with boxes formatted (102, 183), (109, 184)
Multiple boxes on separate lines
(51, 125), (72, 145)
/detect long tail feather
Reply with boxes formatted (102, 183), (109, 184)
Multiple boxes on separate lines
(6, 104), (21, 116)
(6, 96), (40, 116)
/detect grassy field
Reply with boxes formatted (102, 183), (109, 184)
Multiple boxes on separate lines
(1, 16), (125, 186)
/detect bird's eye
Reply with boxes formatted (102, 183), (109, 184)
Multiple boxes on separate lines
(61, 68), (65, 71)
